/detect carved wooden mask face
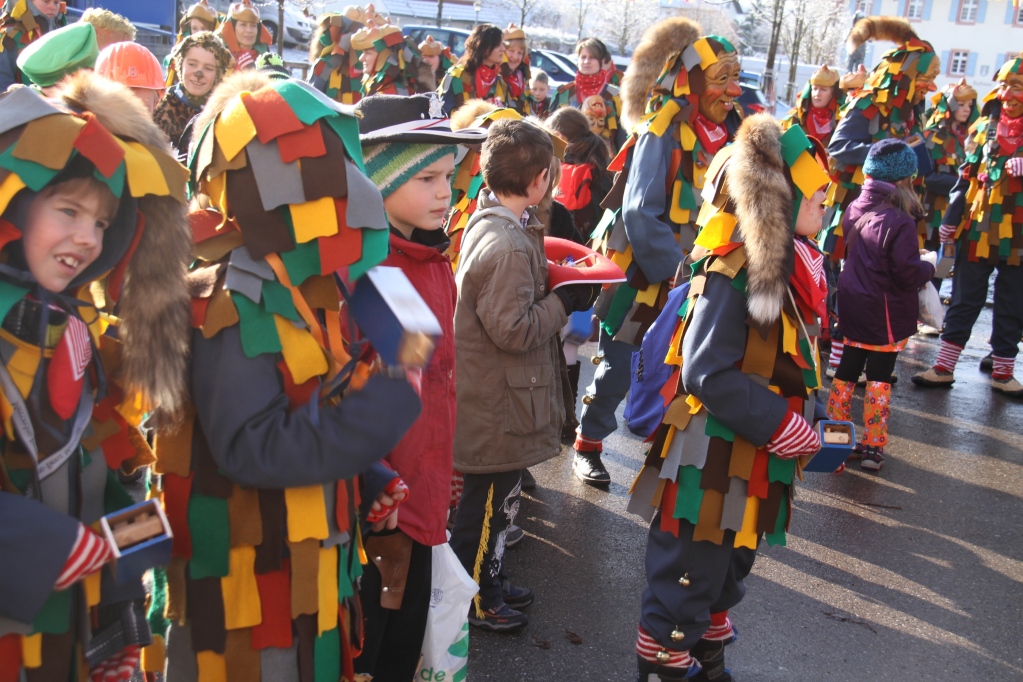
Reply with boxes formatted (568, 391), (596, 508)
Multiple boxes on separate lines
(698, 52), (742, 124)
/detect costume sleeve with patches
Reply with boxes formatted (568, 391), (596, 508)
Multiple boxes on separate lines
(827, 106), (873, 169)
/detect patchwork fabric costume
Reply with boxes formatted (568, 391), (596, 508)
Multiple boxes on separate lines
(0, 0), (66, 90)
(825, 17), (937, 260)
(153, 70), (422, 681)
(308, 10), (369, 105)
(215, 0), (273, 72)
(439, 56), (510, 116)
(352, 22), (424, 97)
(630, 116), (829, 681)
(549, 62), (624, 154)
(500, 25), (531, 115)
(0, 73), (192, 681)
(917, 80), (978, 250)
(780, 64), (845, 146)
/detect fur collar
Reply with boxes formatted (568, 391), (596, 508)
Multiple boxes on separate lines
(725, 114), (794, 326)
(620, 18), (702, 132)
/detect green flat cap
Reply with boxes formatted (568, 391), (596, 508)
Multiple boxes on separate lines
(17, 22), (99, 87)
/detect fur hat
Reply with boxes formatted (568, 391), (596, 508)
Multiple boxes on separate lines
(863, 138), (917, 182)
(620, 17), (702, 130)
(170, 31), (232, 89)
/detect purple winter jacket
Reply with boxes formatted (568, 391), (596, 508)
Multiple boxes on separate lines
(838, 179), (935, 345)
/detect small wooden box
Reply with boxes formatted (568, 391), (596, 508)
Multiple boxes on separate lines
(934, 242), (955, 279)
(800, 420), (856, 473)
(99, 499), (173, 583)
(350, 266), (442, 368)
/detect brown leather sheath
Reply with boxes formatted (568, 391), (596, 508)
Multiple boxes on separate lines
(363, 532), (414, 610)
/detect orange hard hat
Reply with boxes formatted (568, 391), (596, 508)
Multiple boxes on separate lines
(95, 42), (165, 90)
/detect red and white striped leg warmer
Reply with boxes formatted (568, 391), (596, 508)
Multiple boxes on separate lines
(55, 525), (112, 590)
(934, 340), (964, 373)
(637, 625), (694, 669)
(573, 432), (603, 453)
(991, 355), (1015, 381)
(703, 611), (735, 642)
(450, 471), (464, 508)
(829, 340), (844, 368)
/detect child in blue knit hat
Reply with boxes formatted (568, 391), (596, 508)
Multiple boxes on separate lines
(826, 138), (937, 471)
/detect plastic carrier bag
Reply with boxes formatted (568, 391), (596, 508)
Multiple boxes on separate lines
(418, 542), (478, 682)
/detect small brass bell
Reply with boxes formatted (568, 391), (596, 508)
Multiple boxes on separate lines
(678, 573), (691, 587)
(670, 629), (685, 642)
(655, 650), (671, 663)
(582, 394), (594, 405)
(591, 355), (604, 366)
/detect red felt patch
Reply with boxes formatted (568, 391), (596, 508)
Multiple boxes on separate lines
(191, 297), (210, 329)
(163, 472), (195, 559)
(189, 209), (235, 245)
(748, 450), (769, 499)
(318, 199), (362, 273)
(276, 122), (327, 164)
(101, 419), (136, 471)
(251, 562), (293, 649)
(0, 633), (21, 682)
(73, 113), (125, 178)
(0, 219), (21, 252)
(277, 360), (319, 411)
(241, 90), (305, 144)
(659, 480), (680, 538)
(608, 137), (634, 172)
(335, 481), (350, 534)
(106, 210), (145, 304)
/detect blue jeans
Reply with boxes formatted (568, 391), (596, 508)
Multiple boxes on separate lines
(941, 249), (1023, 359)
(578, 327), (638, 442)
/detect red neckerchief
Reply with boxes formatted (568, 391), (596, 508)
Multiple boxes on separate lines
(505, 69), (524, 99)
(693, 113), (728, 154)
(575, 71), (605, 103)
(996, 113), (1023, 156)
(951, 121), (968, 148)
(791, 237), (827, 322)
(807, 105), (834, 138)
(474, 63), (499, 99)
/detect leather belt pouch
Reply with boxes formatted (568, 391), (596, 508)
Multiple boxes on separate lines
(363, 532), (413, 610)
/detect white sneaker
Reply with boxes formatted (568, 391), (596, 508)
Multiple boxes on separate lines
(918, 324), (942, 336)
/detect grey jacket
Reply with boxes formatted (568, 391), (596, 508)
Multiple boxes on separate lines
(453, 194), (568, 473)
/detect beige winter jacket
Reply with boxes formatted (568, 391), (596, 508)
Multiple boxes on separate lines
(453, 194), (568, 473)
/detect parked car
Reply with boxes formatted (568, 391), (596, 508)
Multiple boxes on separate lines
(530, 49), (576, 87)
(401, 25), (472, 57)
(739, 70), (761, 88)
(737, 83), (769, 116)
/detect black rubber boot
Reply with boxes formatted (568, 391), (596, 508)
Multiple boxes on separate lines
(636, 654), (700, 681)
(689, 639), (732, 682)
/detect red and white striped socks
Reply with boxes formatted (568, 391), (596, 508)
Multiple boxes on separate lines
(829, 340), (844, 369)
(703, 611), (735, 642)
(991, 356), (1015, 380)
(637, 625), (694, 669)
(934, 340), (964, 373)
(55, 524), (112, 590)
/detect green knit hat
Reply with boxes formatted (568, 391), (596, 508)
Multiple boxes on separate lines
(17, 22), (98, 87)
(362, 142), (456, 198)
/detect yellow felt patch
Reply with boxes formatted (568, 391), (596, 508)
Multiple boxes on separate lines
(275, 315), (328, 385)
(635, 281), (660, 307)
(196, 650), (227, 682)
(221, 546), (262, 630)
(694, 211), (736, 250)
(8, 346), (41, 399)
(285, 485), (330, 542)
(669, 181), (689, 225)
(0, 172), (27, 216)
(791, 151), (830, 198)
(118, 140), (170, 198)
(291, 196), (339, 243)
(648, 99), (681, 138)
(215, 94), (258, 162)
(976, 236), (990, 260)
(686, 393), (702, 414)
(318, 547), (340, 635)
(141, 635), (167, 673)
(22, 633), (42, 668)
(666, 320), (685, 364)
(679, 123), (697, 151)
(693, 39), (718, 69)
(84, 570), (102, 608)
(610, 244), (633, 271)
(734, 495), (759, 549)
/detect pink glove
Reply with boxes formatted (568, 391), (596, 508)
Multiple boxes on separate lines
(89, 644), (140, 682)
(366, 477), (409, 526)
(234, 50), (256, 71)
(1006, 158), (1023, 178)
(54, 524), (113, 591)
(938, 224), (957, 243)
(766, 411), (821, 459)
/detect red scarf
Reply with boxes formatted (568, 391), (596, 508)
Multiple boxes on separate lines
(575, 71), (605, 103)
(996, 113), (1023, 156)
(950, 121), (968, 148)
(807, 105), (834, 139)
(505, 69), (524, 99)
(474, 63), (499, 99)
(693, 113), (728, 154)
(791, 237), (827, 322)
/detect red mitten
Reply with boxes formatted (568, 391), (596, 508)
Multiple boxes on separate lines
(55, 524), (113, 591)
(89, 644), (140, 682)
(766, 411), (820, 459)
(365, 477), (409, 525)
(938, 224), (957, 243)
(234, 50), (256, 70)
(1006, 158), (1023, 178)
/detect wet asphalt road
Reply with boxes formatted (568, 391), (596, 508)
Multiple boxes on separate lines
(466, 304), (1023, 681)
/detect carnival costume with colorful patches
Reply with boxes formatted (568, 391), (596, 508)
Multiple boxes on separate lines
(165, 0), (220, 87)
(0, 71), (192, 682)
(549, 43), (625, 154)
(0, 0), (65, 90)
(352, 22), (424, 97)
(154, 32), (233, 160)
(571, 21), (744, 485)
(419, 34), (454, 94)
(308, 10), (368, 105)
(917, 79), (978, 250)
(150, 69), (422, 680)
(825, 17), (938, 260)
(215, 0), (273, 72)
(780, 65), (844, 146)
(630, 115), (829, 681)
(913, 55), (1023, 394)
(439, 24), (509, 116)
(499, 24), (531, 115)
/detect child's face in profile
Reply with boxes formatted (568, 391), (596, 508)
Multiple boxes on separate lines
(531, 80), (549, 101)
(384, 155), (456, 239)
(23, 186), (111, 292)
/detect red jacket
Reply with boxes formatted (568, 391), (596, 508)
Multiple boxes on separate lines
(382, 230), (457, 546)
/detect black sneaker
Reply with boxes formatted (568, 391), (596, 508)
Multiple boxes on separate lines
(980, 352), (993, 373)
(573, 451), (610, 485)
(501, 579), (534, 609)
(860, 446), (884, 472)
(505, 524), (524, 548)
(468, 603), (528, 632)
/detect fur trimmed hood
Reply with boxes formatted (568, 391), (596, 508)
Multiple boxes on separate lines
(846, 16), (919, 53)
(56, 72), (191, 419)
(726, 114), (794, 326)
(620, 17), (702, 131)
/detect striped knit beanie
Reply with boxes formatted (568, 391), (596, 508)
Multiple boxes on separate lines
(363, 142), (457, 198)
